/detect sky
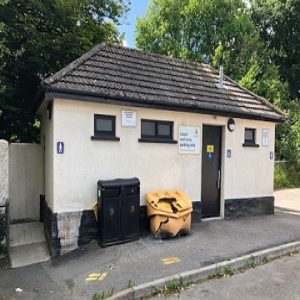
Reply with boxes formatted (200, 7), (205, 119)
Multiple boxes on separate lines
(117, 0), (150, 48)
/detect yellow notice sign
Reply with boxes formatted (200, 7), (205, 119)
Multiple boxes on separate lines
(207, 145), (214, 153)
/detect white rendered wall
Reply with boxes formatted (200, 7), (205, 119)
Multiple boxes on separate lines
(223, 119), (275, 199)
(47, 99), (275, 214)
(40, 107), (54, 210)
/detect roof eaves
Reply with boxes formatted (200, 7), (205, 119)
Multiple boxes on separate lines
(227, 75), (286, 120)
(44, 86), (283, 122)
(205, 64), (286, 122)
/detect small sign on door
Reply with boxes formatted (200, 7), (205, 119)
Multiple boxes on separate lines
(207, 145), (214, 153)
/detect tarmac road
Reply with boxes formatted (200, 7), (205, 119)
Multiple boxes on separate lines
(156, 253), (300, 300)
(0, 188), (299, 300)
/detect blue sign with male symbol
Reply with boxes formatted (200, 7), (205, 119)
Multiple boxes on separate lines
(57, 142), (64, 154)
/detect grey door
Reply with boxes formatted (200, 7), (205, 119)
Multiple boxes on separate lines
(201, 125), (222, 218)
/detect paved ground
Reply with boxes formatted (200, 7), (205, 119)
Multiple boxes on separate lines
(0, 189), (298, 300)
(156, 252), (300, 300)
(275, 188), (300, 213)
(0, 210), (300, 300)
(10, 222), (50, 268)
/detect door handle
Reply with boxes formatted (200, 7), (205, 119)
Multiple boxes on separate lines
(217, 170), (221, 189)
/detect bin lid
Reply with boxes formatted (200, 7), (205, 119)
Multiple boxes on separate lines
(97, 177), (140, 188)
(146, 190), (192, 214)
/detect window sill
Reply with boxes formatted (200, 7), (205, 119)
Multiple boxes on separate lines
(138, 138), (178, 144)
(243, 143), (259, 148)
(91, 136), (120, 141)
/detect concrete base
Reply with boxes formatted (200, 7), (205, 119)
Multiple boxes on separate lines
(57, 211), (82, 255)
(0, 202), (9, 257)
(225, 196), (274, 219)
(78, 210), (98, 246)
(192, 201), (202, 222)
(43, 201), (60, 257)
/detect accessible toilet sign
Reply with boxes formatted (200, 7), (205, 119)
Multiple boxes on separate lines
(178, 126), (200, 154)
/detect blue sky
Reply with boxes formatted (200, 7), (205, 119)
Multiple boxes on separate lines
(118, 0), (150, 48)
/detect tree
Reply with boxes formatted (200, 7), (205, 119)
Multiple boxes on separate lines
(251, 0), (300, 100)
(251, 0), (300, 162)
(136, 0), (299, 162)
(0, 0), (8, 97)
(136, 0), (260, 78)
(0, 0), (129, 142)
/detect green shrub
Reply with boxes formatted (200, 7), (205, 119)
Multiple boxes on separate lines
(274, 162), (300, 190)
(92, 289), (114, 300)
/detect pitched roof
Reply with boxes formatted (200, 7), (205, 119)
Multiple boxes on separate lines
(42, 43), (285, 122)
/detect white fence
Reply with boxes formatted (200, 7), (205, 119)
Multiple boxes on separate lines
(0, 140), (9, 207)
(9, 143), (44, 222)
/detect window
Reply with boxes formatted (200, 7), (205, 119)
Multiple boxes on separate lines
(243, 128), (259, 147)
(139, 119), (177, 143)
(91, 114), (120, 141)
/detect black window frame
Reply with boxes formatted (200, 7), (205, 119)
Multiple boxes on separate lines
(243, 128), (259, 147)
(139, 119), (177, 144)
(91, 114), (120, 141)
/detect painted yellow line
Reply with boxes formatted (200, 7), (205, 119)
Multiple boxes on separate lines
(85, 272), (108, 282)
(86, 277), (97, 282)
(98, 273), (107, 281)
(89, 273), (101, 277)
(161, 257), (181, 265)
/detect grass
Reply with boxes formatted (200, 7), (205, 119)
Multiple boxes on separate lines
(91, 289), (114, 300)
(125, 279), (134, 289)
(208, 265), (235, 279)
(245, 256), (257, 269)
(274, 161), (300, 190)
(150, 279), (184, 297)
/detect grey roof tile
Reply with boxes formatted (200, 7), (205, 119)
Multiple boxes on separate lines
(43, 43), (285, 121)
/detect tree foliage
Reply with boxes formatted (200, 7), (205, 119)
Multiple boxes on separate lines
(0, 0), (129, 142)
(137, 0), (255, 68)
(251, 0), (300, 100)
(250, 0), (300, 162)
(136, 0), (300, 162)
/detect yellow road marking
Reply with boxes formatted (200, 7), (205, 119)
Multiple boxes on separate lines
(161, 257), (181, 265)
(98, 273), (107, 281)
(85, 272), (108, 282)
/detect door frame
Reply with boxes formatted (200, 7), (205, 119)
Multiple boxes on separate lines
(201, 123), (225, 219)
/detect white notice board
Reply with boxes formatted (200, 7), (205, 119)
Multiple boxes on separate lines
(178, 126), (200, 154)
(262, 128), (269, 147)
(121, 110), (136, 127)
